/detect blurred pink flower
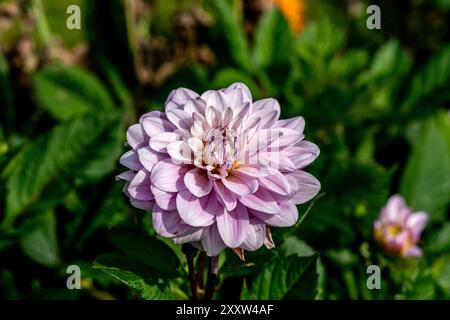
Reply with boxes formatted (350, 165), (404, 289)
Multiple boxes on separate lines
(374, 194), (428, 257)
(117, 82), (320, 257)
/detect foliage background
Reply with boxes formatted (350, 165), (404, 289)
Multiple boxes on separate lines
(0, 0), (449, 300)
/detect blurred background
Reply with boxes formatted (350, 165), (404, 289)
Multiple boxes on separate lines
(0, 0), (449, 300)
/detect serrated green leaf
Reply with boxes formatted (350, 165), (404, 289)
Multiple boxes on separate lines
(20, 210), (61, 268)
(242, 254), (318, 300)
(400, 112), (450, 220)
(108, 228), (181, 278)
(33, 65), (115, 120)
(4, 113), (123, 226)
(94, 253), (177, 300)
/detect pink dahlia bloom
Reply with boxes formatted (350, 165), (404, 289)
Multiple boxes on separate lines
(117, 83), (320, 256)
(374, 195), (428, 258)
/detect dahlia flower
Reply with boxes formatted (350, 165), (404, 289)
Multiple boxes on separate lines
(374, 195), (428, 257)
(117, 82), (320, 257)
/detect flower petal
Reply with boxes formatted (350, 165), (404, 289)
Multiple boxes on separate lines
(151, 185), (177, 211)
(166, 108), (194, 130)
(251, 201), (298, 227)
(238, 187), (280, 214)
(201, 224), (226, 257)
(150, 159), (190, 192)
(137, 147), (166, 172)
(149, 132), (181, 153)
(216, 203), (249, 248)
(222, 171), (258, 196)
(240, 217), (266, 251)
(285, 171), (321, 204)
(119, 150), (142, 171)
(201, 90), (229, 112)
(213, 180), (237, 211)
(258, 170), (291, 195)
(126, 124), (148, 149)
(282, 141), (320, 169)
(184, 98), (206, 115)
(176, 190), (217, 227)
(165, 87), (199, 110)
(184, 168), (213, 197)
(406, 212), (428, 242)
(167, 141), (193, 164)
(274, 116), (305, 132)
(127, 170), (154, 201)
(152, 205), (192, 238)
(142, 117), (176, 137)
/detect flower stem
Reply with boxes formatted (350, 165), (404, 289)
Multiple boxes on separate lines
(204, 255), (218, 300)
(186, 254), (198, 300)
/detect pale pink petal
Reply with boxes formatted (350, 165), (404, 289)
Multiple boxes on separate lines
(151, 185), (177, 211)
(173, 229), (203, 244)
(274, 116), (305, 132)
(213, 180), (237, 211)
(126, 124), (148, 149)
(216, 203), (249, 248)
(119, 150), (142, 171)
(150, 159), (190, 192)
(406, 212), (428, 242)
(184, 168), (213, 197)
(142, 117), (176, 137)
(258, 170), (291, 195)
(240, 217), (266, 251)
(251, 201), (298, 227)
(381, 195), (407, 222)
(205, 106), (221, 128)
(128, 170), (154, 201)
(184, 98), (206, 115)
(166, 108), (194, 130)
(201, 90), (229, 112)
(224, 82), (252, 104)
(149, 132), (181, 153)
(152, 205), (192, 238)
(176, 190), (217, 227)
(282, 141), (320, 169)
(201, 224), (227, 257)
(222, 171), (258, 196)
(130, 199), (154, 211)
(115, 170), (135, 182)
(238, 187), (280, 214)
(165, 87), (199, 110)
(137, 147), (166, 172)
(167, 141), (193, 164)
(286, 171), (321, 204)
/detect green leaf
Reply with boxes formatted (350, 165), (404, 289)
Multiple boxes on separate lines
(242, 254), (318, 300)
(403, 45), (450, 110)
(427, 223), (450, 254)
(3, 113), (123, 226)
(357, 40), (411, 86)
(108, 228), (181, 278)
(253, 8), (293, 69)
(210, 0), (252, 72)
(212, 68), (260, 98)
(20, 210), (61, 268)
(400, 112), (450, 220)
(431, 255), (450, 293)
(33, 65), (115, 120)
(94, 253), (177, 300)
